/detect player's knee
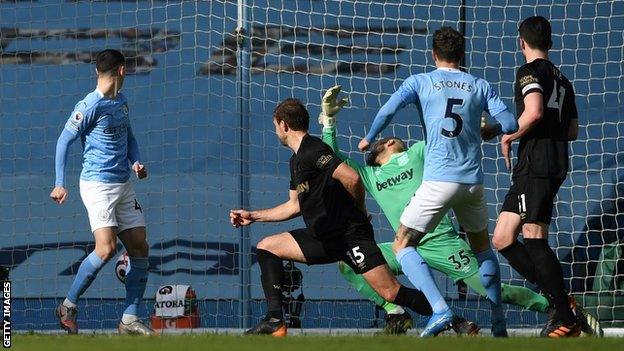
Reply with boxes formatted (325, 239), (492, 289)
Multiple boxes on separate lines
(95, 243), (116, 261)
(522, 223), (547, 239)
(379, 286), (399, 302)
(257, 236), (278, 254)
(127, 240), (149, 258)
(491, 233), (511, 251)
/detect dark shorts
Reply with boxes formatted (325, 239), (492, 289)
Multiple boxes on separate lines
(501, 175), (565, 225)
(289, 222), (386, 274)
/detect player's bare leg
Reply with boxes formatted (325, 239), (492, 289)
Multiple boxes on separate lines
(245, 232), (306, 337)
(117, 226), (155, 335)
(361, 264), (400, 302)
(493, 212), (539, 283)
(55, 227), (117, 334)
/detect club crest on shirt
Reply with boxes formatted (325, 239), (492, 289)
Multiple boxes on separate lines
(98, 209), (111, 222)
(122, 104), (129, 115)
(316, 154), (334, 169)
(397, 153), (409, 166)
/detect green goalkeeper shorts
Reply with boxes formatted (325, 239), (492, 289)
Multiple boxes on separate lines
(378, 231), (479, 282)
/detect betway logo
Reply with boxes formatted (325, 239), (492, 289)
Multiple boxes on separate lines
(375, 168), (413, 191)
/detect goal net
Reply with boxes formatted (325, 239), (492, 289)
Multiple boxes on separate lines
(1, 0), (622, 331)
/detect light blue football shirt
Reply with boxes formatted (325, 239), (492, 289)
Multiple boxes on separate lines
(368, 68), (515, 185)
(62, 89), (137, 184)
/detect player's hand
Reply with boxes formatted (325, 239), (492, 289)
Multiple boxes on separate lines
(318, 85), (349, 128)
(230, 209), (255, 227)
(481, 124), (498, 141)
(358, 138), (370, 151)
(50, 186), (68, 204)
(392, 232), (410, 253)
(133, 162), (147, 179)
(501, 135), (513, 170)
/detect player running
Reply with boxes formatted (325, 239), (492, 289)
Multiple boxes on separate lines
(50, 49), (154, 335)
(358, 26), (519, 336)
(320, 85), (601, 336)
(230, 98), (452, 337)
(491, 16), (595, 338)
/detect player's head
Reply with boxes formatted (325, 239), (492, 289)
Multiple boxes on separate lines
(95, 49), (126, 82)
(273, 98), (310, 146)
(432, 26), (464, 66)
(518, 16), (552, 54)
(366, 137), (406, 166)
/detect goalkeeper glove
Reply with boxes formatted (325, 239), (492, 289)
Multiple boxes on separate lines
(318, 85), (349, 128)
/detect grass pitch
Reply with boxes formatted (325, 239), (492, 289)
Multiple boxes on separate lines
(10, 334), (624, 351)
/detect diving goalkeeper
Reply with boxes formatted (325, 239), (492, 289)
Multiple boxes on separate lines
(319, 86), (601, 336)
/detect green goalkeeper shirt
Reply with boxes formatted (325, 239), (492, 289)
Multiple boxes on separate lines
(322, 126), (456, 239)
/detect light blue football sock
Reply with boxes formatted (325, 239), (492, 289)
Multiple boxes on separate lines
(475, 249), (505, 323)
(123, 257), (149, 316)
(396, 247), (449, 314)
(66, 251), (106, 304)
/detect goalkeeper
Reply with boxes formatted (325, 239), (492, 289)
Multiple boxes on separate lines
(318, 85), (592, 335)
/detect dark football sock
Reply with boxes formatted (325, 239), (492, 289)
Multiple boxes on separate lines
(524, 238), (574, 324)
(257, 249), (284, 319)
(499, 240), (538, 284)
(392, 285), (433, 316)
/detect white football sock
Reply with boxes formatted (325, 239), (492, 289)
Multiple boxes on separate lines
(121, 314), (138, 324)
(62, 298), (77, 309)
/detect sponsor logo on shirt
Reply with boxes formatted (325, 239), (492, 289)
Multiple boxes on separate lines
(519, 74), (538, 87)
(103, 123), (128, 136)
(296, 181), (310, 195)
(375, 168), (413, 191)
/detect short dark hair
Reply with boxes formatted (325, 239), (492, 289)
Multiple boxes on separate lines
(518, 16), (552, 51)
(273, 98), (309, 131)
(95, 49), (125, 75)
(432, 26), (464, 63)
(366, 137), (406, 166)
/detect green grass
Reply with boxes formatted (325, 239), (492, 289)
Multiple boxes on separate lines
(9, 334), (624, 351)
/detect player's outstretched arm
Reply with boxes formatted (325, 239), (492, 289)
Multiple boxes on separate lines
(318, 85), (349, 130)
(319, 86), (366, 171)
(50, 128), (79, 204)
(359, 92), (407, 151)
(229, 190), (300, 227)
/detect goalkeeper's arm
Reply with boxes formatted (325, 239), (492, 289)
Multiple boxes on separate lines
(319, 86), (364, 170)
